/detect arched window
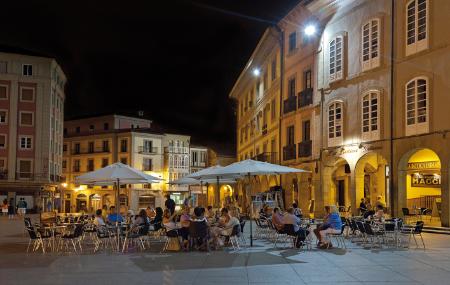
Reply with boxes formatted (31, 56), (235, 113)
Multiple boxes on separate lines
(328, 101), (343, 146)
(406, 0), (428, 56)
(362, 18), (380, 71)
(405, 77), (429, 135)
(361, 90), (380, 141)
(329, 36), (344, 82)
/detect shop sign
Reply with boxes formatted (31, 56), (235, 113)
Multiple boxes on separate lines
(408, 161), (440, 170)
(411, 174), (441, 188)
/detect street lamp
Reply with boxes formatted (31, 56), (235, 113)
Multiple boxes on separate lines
(252, 68), (260, 77)
(304, 24), (317, 36)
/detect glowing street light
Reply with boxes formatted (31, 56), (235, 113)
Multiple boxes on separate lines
(304, 24), (317, 36)
(252, 68), (260, 77)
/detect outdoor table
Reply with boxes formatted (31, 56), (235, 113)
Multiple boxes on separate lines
(37, 224), (68, 252)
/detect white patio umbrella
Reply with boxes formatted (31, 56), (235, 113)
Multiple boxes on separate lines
(74, 162), (162, 250)
(189, 159), (310, 246)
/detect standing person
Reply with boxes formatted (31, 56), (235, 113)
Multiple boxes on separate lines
(165, 194), (176, 214)
(359, 198), (367, 215)
(2, 199), (8, 216)
(17, 198), (26, 216)
(374, 196), (386, 209)
(8, 198), (15, 219)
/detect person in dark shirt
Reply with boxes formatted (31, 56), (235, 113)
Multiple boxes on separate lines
(165, 194), (176, 214)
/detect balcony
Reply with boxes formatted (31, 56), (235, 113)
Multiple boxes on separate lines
(253, 152), (278, 164)
(72, 147), (110, 155)
(283, 96), (297, 114)
(191, 162), (207, 168)
(262, 124), (268, 135)
(166, 146), (189, 154)
(138, 146), (158, 154)
(298, 140), (312, 158)
(298, 88), (313, 108)
(283, 145), (296, 161)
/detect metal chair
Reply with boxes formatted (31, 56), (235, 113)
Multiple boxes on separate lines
(401, 221), (425, 249)
(327, 225), (347, 249)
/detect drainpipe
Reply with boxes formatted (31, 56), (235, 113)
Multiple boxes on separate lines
(389, 0), (395, 216)
(273, 24), (286, 208)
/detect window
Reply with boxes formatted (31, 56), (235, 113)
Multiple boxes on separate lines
(0, 61), (7, 73)
(329, 36), (344, 82)
(406, 77), (429, 135)
(75, 127), (80, 133)
(102, 140), (109, 152)
(63, 128), (67, 135)
(89, 125), (94, 132)
(200, 152), (206, 163)
(87, 159), (94, 171)
(0, 85), (7, 99)
(20, 88), (34, 102)
(271, 59), (277, 81)
(361, 91), (380, 141)
(88, 142), (94, 153)
(19, 136), (32, 149)
(302, 120), (311, 141)
(120, 157), (128, 165)
(288, 32), (297, 52)
(74, 143), (80, 154)
(143, 158), (152, 171)
(120, 139), (128, 152)
(362, 18), (380, 71)
(328, 101), (343, 146)
(73, 159), (80, 172)
(63, 144), (67, 152)
(103, 123), (109, 130)
(19, 112), (33, 126)
(287, 126), (295, 145)
(304, 70), (312, 89)
(62, 160), (67, 169)
(288, 78), (296, 97)
(144, 140), (153, 153)
(102, 158), (109, 167)
(263, 72), (268, 91)
(406, 0), (428, 56)
(18, 160), (32, 179)
(0, 134), (6, 148)
(22, 64), (33, 76)
(271, 99), (276, 121)
(0, 110), (7, 123)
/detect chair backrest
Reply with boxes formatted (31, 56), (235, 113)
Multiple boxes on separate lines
(240, 221), (246, 233)
(384, 222), (396, 232)
(230, 224), (240, 237)
(189, 221), (208, 238)
(24, 217), (32, 228)
(139, 224), (150, 235)
(26, 227), (38, 239)
(340, 224), (345, 234)
(402, 208), (410, 216)
(73, 224), (84, 237)
(363, 222), (375, 235)
(283, 224), (296, 236)
(349, 219), (358, 231)
(166, 229), (179, 237)
(356, 221), (366, 234)
(414, 221), (424, 233)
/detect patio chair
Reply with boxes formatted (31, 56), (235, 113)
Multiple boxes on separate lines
(363, 222), (384, 249)
(60, 224), (84, 253)
(402, 208), (415, 223)
(122, 224), (149, 252)
(220, 224), (241, 251)
(188, 220), (209, 251)
(93, 225), (113, 252)
(326, 224), (347, 249)
(401, 221), (425, 249)
(273, 225), (288, 248)
(163, 228), (181, 252)
(282, 224), (299, 249)
(355, 220), (367, 244)
(26, 226), (51, 253)
(239, 220), (247, 246)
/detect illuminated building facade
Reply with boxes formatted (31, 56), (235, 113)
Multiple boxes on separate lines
(0, 51), (66, 212)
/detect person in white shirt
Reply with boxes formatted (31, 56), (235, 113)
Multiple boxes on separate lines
(282, 208), (309, 248)
(94, 209), (106, 226)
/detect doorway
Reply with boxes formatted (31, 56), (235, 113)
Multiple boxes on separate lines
(337, 180), (345, 207)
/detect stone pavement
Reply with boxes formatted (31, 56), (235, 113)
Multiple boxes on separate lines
(1, 215), (450, 285)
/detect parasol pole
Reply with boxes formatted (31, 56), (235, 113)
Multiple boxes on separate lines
(116, 178), (120, 251)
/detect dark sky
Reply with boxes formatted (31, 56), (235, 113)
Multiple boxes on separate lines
(1, 0), (299, 151)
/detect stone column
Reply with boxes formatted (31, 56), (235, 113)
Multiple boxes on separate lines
(441, 168), (449, 227)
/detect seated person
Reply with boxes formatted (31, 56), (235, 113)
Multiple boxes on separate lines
(93, 209), (106, 226)
(107, 206), (124, 224)
(151, 207), (163, 231)
(313, 206), (331, 241)
(374, 195), (386, 209)
(210, 207), (240, 247)
(271, 207), (284, 231)
(179, 207), (191, 250)
(373, 204), (385, 220)
(146, 206), (156, 219)
(318, 205), (343, 248)
(133, 209), (149, 226)
(293, 203), (303, 218)
(162, 208), (178, 231)
(189, 207), (210, 250)
(282, 208), (309, 248)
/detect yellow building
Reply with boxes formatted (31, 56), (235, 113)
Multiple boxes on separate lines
(230, 27), (282, 210)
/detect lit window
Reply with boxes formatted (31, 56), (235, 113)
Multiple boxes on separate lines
(361, 91), (380, 141)
(328, 101), (343, 146)
(406, 0), (428, 56)
(329, 36), (344, 82)
(406, 77), (429, 135)
(362, 18), (380, 71)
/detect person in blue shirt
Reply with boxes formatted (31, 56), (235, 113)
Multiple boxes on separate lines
(318, 205), (343, 248)
(107, 206), (124, 223)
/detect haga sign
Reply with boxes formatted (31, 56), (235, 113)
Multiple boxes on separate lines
(411, 174), (441, 188)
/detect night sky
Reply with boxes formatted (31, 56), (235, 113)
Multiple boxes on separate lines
(1, 0), (299, 151)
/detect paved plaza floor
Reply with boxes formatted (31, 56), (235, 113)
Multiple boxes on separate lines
(2, 216), (450, 285)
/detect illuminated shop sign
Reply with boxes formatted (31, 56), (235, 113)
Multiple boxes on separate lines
(407, 160), (440, 170)
(411, 173), (441, 188)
